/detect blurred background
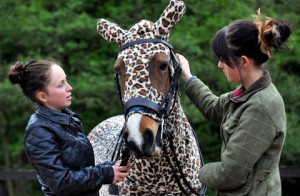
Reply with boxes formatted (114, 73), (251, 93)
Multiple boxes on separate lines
(0, 0), (299, 195)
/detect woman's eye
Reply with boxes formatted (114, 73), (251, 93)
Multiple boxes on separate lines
(58, 80), (65, 87)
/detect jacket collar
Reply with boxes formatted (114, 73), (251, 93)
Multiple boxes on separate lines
(36, 105), (80, 125)
(230, 70), (271, 103)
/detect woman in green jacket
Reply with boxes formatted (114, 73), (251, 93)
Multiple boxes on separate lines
(176, 9), (291, 195)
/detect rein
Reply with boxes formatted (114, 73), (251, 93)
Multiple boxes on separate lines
(112, 38), (207, 195)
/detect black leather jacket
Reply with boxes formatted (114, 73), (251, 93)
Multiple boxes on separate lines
(25, 105), (114, 196)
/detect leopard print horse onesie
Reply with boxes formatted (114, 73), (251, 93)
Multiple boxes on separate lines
(88, 0), (205, 195)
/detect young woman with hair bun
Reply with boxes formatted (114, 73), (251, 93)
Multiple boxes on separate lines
(176, 9), (291, 195)
(8, 60), (130, 196)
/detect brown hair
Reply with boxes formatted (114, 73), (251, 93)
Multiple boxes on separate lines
(8, 60), (55, 103)
(253, 8), (291, 57)
(211, 9), (292, 68)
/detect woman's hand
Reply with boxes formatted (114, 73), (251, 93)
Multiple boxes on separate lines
(176, 53), (192, 81)
(112, 160), (130, 184)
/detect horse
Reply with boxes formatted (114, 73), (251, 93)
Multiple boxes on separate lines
(88, 0), (206, 195)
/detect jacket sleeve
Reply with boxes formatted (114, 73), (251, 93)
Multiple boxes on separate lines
(24, 123), (114, 195)
(199, 104), (277, 190)
(185, 77), (228, 125)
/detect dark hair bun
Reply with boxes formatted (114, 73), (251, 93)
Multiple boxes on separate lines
(275, 19), (292, 43)
(263, 19), (292, 51)
(8, 62), (27, 84)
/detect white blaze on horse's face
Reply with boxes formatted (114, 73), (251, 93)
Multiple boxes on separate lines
(97, 0), (186, 159)
(127, 113), (143, 147)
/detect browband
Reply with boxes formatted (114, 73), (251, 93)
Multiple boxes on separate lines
(119, 38), (174, 52)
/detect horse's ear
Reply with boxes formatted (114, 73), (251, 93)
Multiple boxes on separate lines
(97, 19), (126, 46)
(154, 0), (186, 39)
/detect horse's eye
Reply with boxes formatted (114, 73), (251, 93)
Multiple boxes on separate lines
(159, 62), (169, 71)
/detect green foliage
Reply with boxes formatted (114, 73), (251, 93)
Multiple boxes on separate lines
(281, 112), (300, 165)
(0, 78), (34, 179)
(68, 72), (123, 131)
(1, 0), (300, 195)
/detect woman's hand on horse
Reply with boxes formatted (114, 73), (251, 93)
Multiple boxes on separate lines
(112, 160), (131, 184)
(176, 53), (192, 81)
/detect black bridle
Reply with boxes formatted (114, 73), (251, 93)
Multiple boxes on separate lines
(114, 38), (181, 120)
(111, 38), (207, 195)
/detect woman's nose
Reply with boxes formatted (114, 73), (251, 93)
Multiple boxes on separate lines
(67, 82), (73, 91)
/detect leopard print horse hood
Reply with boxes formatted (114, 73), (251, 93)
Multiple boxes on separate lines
(97, 0), (185, 46)
(97, 0), (186, 120)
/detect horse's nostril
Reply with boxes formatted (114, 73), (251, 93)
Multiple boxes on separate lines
(142, 128), (155, 157)
(143, 128), (154, 145)
(127, 140), (143, 158)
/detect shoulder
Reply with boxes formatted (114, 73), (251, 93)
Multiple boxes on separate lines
(253, 83), (284, 111)
(246, 83), (286, 130)
(26, 112), (53, 132)
(25, 113), (59, 144)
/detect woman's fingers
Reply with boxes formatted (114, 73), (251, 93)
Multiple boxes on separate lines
(112, 160), (131, 184)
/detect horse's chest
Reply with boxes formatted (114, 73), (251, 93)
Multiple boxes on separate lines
(120, 158), (179, 195)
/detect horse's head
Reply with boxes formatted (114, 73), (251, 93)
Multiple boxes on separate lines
(97, 0), (186, 159)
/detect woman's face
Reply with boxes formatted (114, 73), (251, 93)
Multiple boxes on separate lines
(218, 60), (241, 83)
(43, 64), (72, 111)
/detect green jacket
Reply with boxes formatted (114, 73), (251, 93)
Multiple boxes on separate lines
(185, 71), (286, 196)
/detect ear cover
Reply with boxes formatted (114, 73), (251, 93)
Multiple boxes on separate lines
(154, 0), (186, 40)
(97, 19), (126, 46)
(96, 0), (186, 45)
